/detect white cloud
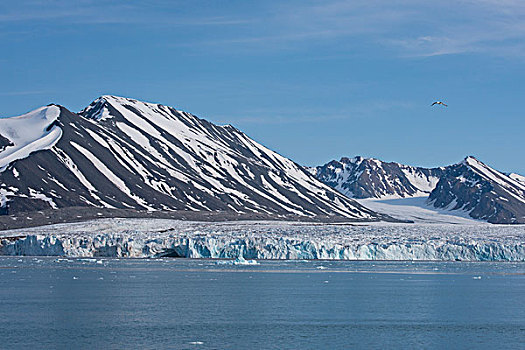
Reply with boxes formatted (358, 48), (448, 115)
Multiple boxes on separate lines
(3, 1), (525, 58)
(179, 1), (525, 58)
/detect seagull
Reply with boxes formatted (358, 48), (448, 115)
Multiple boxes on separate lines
(431, 101), (448, 107)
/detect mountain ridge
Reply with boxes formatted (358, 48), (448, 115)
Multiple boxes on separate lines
(429, 156), (525, 224)
(310, 156), (445, 199)
(312, 155), (525, 224)
(0, 95), (392, 223)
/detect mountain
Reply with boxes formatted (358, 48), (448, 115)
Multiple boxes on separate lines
(428, 156), (525, 224)
(0, 95), (390, 222)
(309, 156), (444, 199)
(0, 134), (13, 152)
(312, 155), (525, 224)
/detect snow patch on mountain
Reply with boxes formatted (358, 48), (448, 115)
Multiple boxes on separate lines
(0, 106), (62, 172)
(510, 173), (525, 185)
(357, 197), (481, 224)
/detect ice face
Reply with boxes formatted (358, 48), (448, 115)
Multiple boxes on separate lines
(1, 219), (524, 261)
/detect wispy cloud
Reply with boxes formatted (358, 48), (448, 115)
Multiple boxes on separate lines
(0, 1), (252, 26)
(3, 1), (525, 58)
(0, 0), (250, 27)
(387, 1), (525, 57)
(212, 99), (415, 125)
(167, 0), (525, 58)
(0, 90), (50, 96)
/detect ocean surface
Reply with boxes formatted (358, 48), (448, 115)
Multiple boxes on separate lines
(1, 258), (524, 349)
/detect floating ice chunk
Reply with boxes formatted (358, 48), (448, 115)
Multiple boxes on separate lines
(232, 255), (259, 265)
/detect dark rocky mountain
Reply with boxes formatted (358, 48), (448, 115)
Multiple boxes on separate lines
(428, 156), (525, 224)
(312, 156), (525, 224)
(0, 95), (391, 222)
(309, 156), (444, 199)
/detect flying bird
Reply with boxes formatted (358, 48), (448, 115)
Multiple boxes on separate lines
(431, 101), (448, 107)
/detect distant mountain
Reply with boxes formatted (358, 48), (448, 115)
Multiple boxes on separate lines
(0, 96), (389, 222)
(312, 155), (525, 224)
(428, 156), (525, 224)
(309, 156), (444, 199)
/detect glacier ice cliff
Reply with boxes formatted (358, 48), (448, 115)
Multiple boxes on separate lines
(1, 219), (524, 261)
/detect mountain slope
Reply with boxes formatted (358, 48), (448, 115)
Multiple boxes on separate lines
(312, 155), (525, 224)
(0, 105), (62, 172)
(310, 156), (444, 199)
(428, 156), (525, 224)
(0, 96), (388, 221)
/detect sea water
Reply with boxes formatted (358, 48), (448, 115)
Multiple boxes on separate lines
(0, 258), (524, 349)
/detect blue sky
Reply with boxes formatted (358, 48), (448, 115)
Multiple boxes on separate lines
(1, 0), (524, 173)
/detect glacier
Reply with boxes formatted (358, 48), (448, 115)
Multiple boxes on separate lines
(1, 218), (524, 261)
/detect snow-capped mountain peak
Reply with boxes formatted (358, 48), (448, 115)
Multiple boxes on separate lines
(461, 156), (525, 195)
(429, 156), (525, 223)
(462, 155), (478, 165)
(311, 156), (444, 199)
(0, 105), (62, 172)
(0, 96), (390, 222)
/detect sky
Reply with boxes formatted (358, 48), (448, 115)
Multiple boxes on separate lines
(1, 0), (524, 174)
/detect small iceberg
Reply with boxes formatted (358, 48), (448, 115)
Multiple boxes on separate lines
(232, 254), (259, 265)
(55, 258), (72, 263)
(218, 248), (259, 265)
